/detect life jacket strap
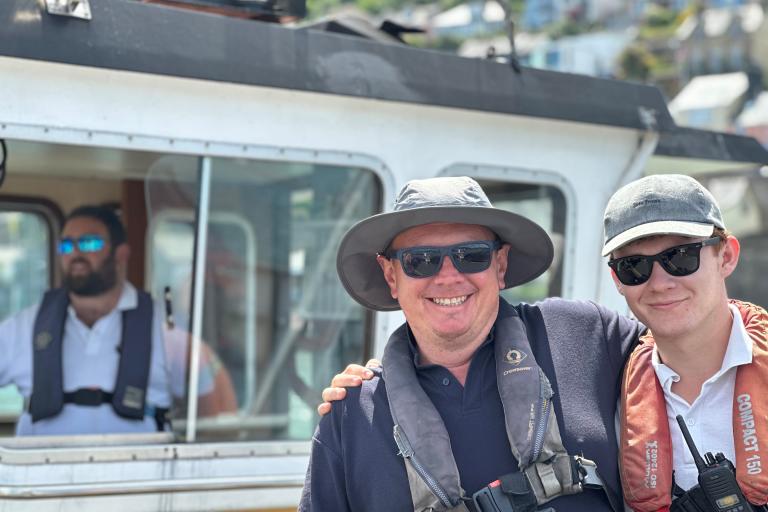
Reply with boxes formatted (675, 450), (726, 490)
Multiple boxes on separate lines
(25, 388), (170, 432)
(64, 388), (113, 406)
(469, 456), (621, 512)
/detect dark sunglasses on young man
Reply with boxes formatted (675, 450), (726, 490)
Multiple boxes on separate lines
(58, 235), (106, 255)
(383, 240), (502, 278)
(608, 237), (721, 286)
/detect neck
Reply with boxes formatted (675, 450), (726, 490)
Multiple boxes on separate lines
(69, 281), (125, 328)
(654, 303), (733, 405)
(413, 327), (493, 387)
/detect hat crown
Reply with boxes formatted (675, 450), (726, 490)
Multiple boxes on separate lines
(602, 174), (725, 255)
(394, 177), (493, 211)
(336, 176), (554, 311)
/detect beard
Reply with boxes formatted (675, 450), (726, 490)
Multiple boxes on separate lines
(63, 253), (118, 297)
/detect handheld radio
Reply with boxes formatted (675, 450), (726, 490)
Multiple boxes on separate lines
(675, 415), (755, 512)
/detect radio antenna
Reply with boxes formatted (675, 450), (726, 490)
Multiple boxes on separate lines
(676, 415), (706, 471)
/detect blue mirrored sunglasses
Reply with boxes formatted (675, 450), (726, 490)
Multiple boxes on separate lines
(58, 235), (106, 255)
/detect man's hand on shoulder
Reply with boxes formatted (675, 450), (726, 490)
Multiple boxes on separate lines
(317, 359), (381, 416)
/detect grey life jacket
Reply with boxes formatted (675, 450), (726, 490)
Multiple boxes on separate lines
(382, 305), (611, 512)
(29, 287), (154, 423)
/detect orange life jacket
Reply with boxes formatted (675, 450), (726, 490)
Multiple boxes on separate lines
(620, 300), (768, 512)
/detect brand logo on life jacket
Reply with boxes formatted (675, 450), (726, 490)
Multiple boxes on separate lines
(34, 331), (53, 351)
(122, 386), (145, 411)
(504, 349), (527, 365)
(645, 440), (658, 489)
(737, 394), (763, 475)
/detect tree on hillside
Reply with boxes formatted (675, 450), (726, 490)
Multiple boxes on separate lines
(617, 44), (656, 83)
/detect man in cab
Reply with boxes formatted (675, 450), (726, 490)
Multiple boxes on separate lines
(0, 205), (229, 435)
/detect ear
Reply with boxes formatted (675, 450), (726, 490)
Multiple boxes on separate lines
(495, 244), (511, 290)
(718, 236), (740, 279)
(376, 255), (398, 300)
(114, 243), (131, 268)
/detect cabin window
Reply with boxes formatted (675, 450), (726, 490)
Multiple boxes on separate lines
(146, 156), (381, 441)
(475, 179), (566, 302)
(0, 203), (58, 432)
(698, 172), (768, 308)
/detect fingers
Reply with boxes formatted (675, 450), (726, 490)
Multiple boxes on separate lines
(317, 402), (332, 416)
(322, 386), (348, 403)
(331, 373), (367, 388)
(344, 364), (375, 378)
(317, 361), (380, 416)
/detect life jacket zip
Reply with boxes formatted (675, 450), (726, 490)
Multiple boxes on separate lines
(532, 369), (554, 462)
(394, 424), (454, 508)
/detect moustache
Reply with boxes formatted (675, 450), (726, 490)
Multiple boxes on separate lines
(67, 257), (92, 268)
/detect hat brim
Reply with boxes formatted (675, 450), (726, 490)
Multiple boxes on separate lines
(601, 221), (715, 256)
(337, 206), (554, 311)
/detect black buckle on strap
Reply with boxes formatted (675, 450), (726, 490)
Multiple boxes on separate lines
(471, 473), (539, 512)
(63, 388), (114, 407)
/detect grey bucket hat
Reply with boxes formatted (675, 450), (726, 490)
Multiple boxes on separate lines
(602, 174), (725, 256)
(337, 176), (554, 311)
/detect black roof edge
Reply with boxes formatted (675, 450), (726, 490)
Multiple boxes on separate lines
(1, 0), (676, 133)
(655, 127), (768, 165)
(300, 16), (406, 44)
(4, 0), (765, 166)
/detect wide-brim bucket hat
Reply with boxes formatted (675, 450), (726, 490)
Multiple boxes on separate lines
(337, 176), (554, 311)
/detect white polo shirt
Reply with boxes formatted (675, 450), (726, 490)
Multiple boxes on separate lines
(0, 283), (178, 436)
(652, 303), (752, 491)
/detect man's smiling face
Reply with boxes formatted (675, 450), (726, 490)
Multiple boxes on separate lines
(377, 223), (508, 351)
(612, 234), (736, 343)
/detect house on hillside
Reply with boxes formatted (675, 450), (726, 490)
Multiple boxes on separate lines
(431, 0), (505, 38)
(737, 92), (768, 147)
(459, 28), (633, 77)
(669, 72), (750, 131)
(675, 2), (764, 82)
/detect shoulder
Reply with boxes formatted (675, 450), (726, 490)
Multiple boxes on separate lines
(517, 298), (637, 324)
(0, 301), (41, 331)
(317, 374), (390, 439)
(332, 374), (388, 418)
(512, 297), (606, 322)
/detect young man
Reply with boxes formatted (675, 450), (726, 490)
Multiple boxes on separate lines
(301, 176), (642, 511)
(603, 174), (768, 511)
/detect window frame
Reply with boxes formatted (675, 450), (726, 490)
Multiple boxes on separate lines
(0, 195), (63, 289)
(439, 164), (576, 298)
(0, 196), (62, 424)
(144, 154), (388, 442)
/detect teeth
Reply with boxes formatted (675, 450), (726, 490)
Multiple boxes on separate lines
(431, 296), (467, 307)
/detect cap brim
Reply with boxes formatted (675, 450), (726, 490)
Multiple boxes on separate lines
(601, 221), (715, 256)
(337, 206), (554, 311)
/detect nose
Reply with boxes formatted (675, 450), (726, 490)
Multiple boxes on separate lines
(644, 261), (675, 290)
(433, 254), (463, 282)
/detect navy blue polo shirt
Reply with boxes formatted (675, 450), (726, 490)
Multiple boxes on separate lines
(408, 326), (518, 494)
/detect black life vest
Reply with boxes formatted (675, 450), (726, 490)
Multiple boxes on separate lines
(382, 299), (619, 511)
(28, 287), (154, 423)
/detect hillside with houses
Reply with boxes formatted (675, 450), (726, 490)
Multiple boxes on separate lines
(305, 0), (768, 147)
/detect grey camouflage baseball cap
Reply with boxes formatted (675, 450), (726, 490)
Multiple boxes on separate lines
(337, 176), (554, 311)
(602, 174), (725, 256)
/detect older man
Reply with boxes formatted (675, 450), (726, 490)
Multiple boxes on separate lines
(300, 177), (643, 512)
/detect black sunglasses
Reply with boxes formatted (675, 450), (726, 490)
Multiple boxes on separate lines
(608, 237), (721, 286)
(383, 240), (502, 279)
